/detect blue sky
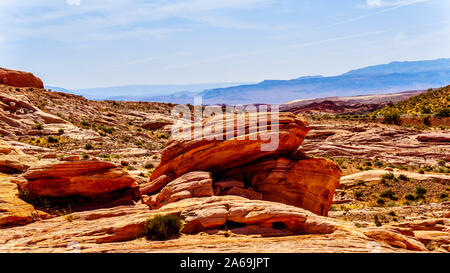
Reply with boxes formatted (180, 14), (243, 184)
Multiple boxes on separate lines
(0, 0), (449, 89)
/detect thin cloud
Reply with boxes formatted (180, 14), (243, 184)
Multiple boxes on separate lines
(164, 30), (388, 70)
(327, 0), (433, 28)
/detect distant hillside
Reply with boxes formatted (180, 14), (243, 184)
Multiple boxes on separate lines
(46, 83), (248, 101)
(199, 58), (450, 105)
(373, 85), (450, 116)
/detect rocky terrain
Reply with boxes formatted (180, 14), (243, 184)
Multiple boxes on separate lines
(0, 69), (449, 253)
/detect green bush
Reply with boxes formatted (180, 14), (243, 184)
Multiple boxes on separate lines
(405, 193), (416, 201)
(84, 143), (94, 150)
(47, 136), (59, 144)
(381, 172), (395, 180)
(144, 214), (183, 241)
(355, 190), (363, 198)
(144, 162), (155, 169)
(416, 185), (427, 195)
(398, 174), (410, 181)
(380, 190), (398, 200)
(382, 109), (401, 125)
(436, 107), (450, 117)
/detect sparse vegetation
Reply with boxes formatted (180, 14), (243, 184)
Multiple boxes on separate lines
(143, 214), (183, 241)
(373, 85), (450, 117)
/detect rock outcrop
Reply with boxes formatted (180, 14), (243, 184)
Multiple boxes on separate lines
(0, 174), (49, 227)
(147, 172), (214, 209)
(17, 160), (137, 209)
(146, 112), (341, 216)
(0, 139), (37, 174)
(219, 156), (341, 216)
(417, 133), (450, 143)
(180, 196), (337, 235)
(0, 68), (44, 89)
(151, 112), (310, 180)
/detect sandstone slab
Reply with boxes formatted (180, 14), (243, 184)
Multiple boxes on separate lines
(151, 112), (310, 181)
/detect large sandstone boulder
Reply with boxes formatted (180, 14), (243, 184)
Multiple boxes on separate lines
(151, 112), (310, 180)
(0, 174), (49, 227)
(219, 156), (341, 216)
(147, 172), (214, 209)
(146, 112), (341, 216)
(179, 196), (337, 235)
(18, 160), (137, 208)
(0, 68), (44, 89)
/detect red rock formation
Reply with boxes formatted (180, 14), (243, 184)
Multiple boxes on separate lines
(151, 112), (310, 180)
(19, 160), (136, 200)
(147, 172), (214, 209)
(219, 156), (341, 216)
(147, 112), (341, 216)
(0, 68), (44, 88)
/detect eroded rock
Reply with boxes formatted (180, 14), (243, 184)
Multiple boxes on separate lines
(147, 172), (214, 209)
(151, 112), (310, 181)
(0, 68), (44, 88)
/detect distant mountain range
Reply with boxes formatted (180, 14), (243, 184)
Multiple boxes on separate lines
(46, 83), (249, 101)
(48, 58), (450, 105)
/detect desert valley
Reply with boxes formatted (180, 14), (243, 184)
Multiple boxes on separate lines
(0, 67), (449, 253)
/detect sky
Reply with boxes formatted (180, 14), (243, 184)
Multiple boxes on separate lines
(0, 0), (449, 89)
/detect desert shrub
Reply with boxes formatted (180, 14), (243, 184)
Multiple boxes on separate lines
(355, 190), (363, 198)
(144, 214), (183, 241)
(380, 190), (398, 200)
(58, 129), (65, 135)
(438, 160), (446, 167)
(405, 193), (416, 201)
(415, 185), (427, 196)
(440, 192), (448, 199)
(144, 162), (155, 169)
(47, 136), (59, 144)
(374, 215), (383, 226)
(436, 108), (450, 117)
(157, 133), (169, 139)
(99, 125), (114, 134)
(84, 143), (94, 150)
(80, 120), (90, 127)
(35, 123), (43, 130)
(381, 172), (395, 180)
(356, 180), (366, 186)
(376, 197), (385, 206)
(383, 109), (401, 125)
(126, 166), (137, 171)
(398, 174), (410, 181)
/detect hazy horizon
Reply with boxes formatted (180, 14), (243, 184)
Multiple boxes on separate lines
(1, 0), (450, 89)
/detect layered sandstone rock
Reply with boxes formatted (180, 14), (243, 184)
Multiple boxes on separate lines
(417, 133), (450, 142)
(151, 112), (310, 180)
(219, 156), (341, 216)
(141, 120), (172, 130)
(147, 172), (214, 209)
(0, 139), (37, 174)
(0, 174), (49, 227)
(147, 112), (341, 216)
(18, 160), (137, 208)
(0, 68), (44, 88)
